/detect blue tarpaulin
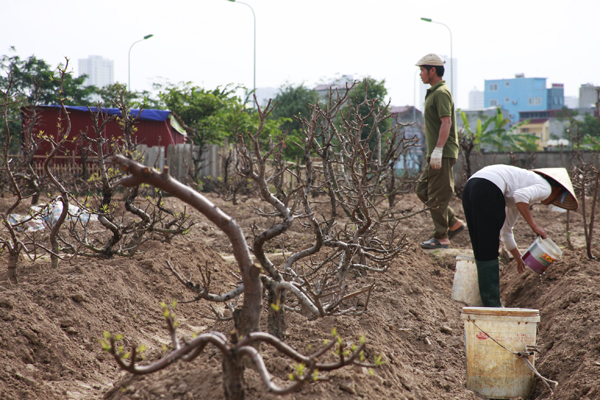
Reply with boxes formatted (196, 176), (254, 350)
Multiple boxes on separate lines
(40, 105), (171, 122)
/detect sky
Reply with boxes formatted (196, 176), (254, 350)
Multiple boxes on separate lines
(3, 0), (599, 110)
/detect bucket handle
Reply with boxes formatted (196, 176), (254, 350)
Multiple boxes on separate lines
(469, 320), (559, 394)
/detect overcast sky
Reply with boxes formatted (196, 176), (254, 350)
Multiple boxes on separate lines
(3, 0), (599, 110)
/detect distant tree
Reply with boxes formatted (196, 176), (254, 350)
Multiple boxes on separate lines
(579, 113), (600, 138)
(94, 82), (161, 109)
(156, 81), (285, 147)
(270, 83), (319, 159)
(0, 50), (96, 152)
(459, 107), (536, 153)
(155, 82), (241, 148)
(155, 82), (284, 189)
(0, 51), (95, 106)
(554, 106), (579, 121)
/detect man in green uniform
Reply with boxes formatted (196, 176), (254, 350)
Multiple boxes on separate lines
(415, 53), (464, 249)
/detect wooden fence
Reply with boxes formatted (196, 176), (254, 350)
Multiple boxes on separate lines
(455, 149), (600, 180)
(136, 144), (313, 187)
(3, 144), (424, 192)
(137, 144), (222, 182)
(2, 154), (103, 180)
(2, 144), (222, 183)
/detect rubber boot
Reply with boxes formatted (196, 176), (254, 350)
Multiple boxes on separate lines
(476, 259), (502, 307)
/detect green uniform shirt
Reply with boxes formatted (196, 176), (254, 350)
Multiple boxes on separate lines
(424, 80), (459, 158)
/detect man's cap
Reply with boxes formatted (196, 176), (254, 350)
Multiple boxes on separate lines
(532, 168), (578, 211)
(415, 53), (445, 67)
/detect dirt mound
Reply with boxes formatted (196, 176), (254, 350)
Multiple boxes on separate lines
(1, 193), (599, 399)
(502, 206), (600, 400)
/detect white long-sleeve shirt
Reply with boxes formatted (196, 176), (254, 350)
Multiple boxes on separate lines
(469, 165), (551, 251)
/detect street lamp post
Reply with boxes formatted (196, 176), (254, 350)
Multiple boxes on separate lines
(228, 0), (256, 97)
(420, 18), (453, 96)
(128, 34), (154, 91)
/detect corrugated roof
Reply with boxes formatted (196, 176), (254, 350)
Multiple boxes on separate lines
(38, 105), (170, 122)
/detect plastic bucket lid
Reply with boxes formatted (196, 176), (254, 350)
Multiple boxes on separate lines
(461, 307), (540, 319)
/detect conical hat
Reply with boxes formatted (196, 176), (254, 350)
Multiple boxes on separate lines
(532, 168), (578, 211)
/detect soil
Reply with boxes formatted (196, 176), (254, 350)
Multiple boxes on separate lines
(1, 192), (599, 400)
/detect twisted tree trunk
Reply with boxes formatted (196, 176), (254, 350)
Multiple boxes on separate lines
(222, 351), (245, 400)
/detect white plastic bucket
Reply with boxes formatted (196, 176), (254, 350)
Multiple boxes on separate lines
(461, 307), (540, 399)
(522, 237), (562, 273)
(451, 255), (483, 307)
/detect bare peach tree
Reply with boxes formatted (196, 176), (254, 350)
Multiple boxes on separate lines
(0, 57), (45, 205)
(233, 88), (417, 339)
(14, 100), (44, 205)
(178, 88), (414, 342)
(203, 143), (256, 205)
(0, 70), (42, 282)
(39, 60), (77, 269)
(0, 59), (76, 281)
(162, 86), (421, 342)
(108, 154), (377, 399)
(54, 88), (193, 259)
(568, 111), (600, 259)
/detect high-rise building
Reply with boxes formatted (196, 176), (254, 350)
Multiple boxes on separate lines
(78, 56), (114, 88)
(579, 83), (599, 108)
(468, 87), (484, 109)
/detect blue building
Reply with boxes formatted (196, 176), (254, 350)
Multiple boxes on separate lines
(547, 83), (565, 110)
(484, 74), (563, 123)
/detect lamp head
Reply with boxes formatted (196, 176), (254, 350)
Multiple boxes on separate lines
(144, 34), (154, 40)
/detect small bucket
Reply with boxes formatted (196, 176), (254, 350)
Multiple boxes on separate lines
(521, 237), (562, 273)
(451, 255), (483, 307)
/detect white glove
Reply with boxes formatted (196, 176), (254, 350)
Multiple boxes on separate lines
(430, 147), (443, 169)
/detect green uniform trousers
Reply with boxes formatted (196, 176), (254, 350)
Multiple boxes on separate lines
(415, 157), (458, 240)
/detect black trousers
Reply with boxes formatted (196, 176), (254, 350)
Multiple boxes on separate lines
(462, 178), (505, 307)
(462, 178), (506, 261)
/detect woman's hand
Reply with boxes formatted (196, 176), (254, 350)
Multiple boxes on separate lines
(531, 224), (547, 239)
(516, 257), (526, 274)
(509, 247), (526, 274)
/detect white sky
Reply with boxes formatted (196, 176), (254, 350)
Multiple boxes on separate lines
(3, 0), (599, 110)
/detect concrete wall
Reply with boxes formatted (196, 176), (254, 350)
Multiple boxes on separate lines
(455, 149), (598, 181)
